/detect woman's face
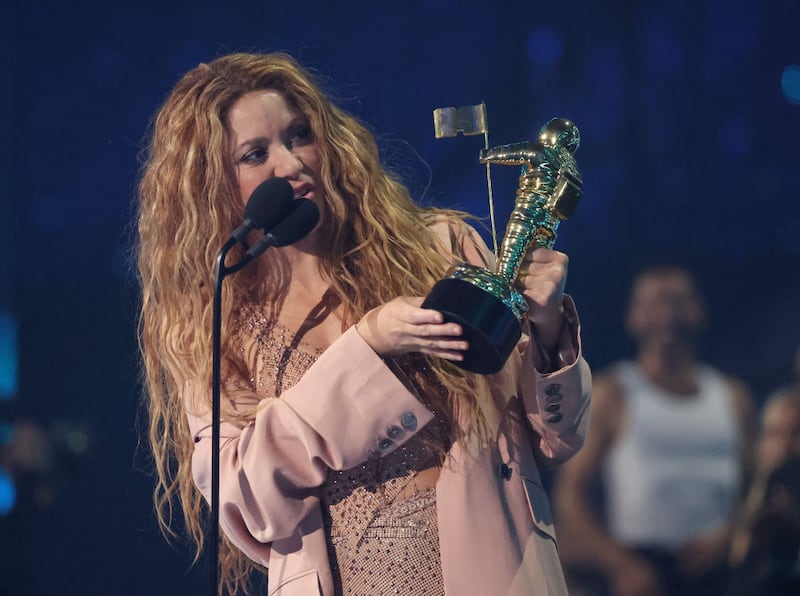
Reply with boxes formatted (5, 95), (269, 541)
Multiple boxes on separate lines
(227, 89), (325, 213)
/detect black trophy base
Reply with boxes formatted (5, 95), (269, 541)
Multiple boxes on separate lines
(421, 277), (522, 374)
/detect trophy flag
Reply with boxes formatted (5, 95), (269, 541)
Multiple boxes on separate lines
(433, 103), (488, 138)
(433, 102), (498, 254)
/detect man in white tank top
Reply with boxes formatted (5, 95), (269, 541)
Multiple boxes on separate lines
(554, 266), (754, 596)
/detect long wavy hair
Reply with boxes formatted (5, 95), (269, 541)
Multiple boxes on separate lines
(136, 52), (488, 594)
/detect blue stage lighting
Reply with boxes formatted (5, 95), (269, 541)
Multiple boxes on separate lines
(0, 469), (16, 516)
(782, 65), (800, 105)
(0, 312), (18, 399)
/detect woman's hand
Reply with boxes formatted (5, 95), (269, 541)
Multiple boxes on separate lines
(356, 296), (468, 360)
(517, 247), (569, 354)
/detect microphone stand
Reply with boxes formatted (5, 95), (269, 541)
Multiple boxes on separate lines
(208, 198), (317, 594)
(210, 239), (254, 595)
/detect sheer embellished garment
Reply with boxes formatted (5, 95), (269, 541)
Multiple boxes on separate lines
(235, 303), (449, 595)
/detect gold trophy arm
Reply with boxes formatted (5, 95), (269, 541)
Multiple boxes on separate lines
(479, 141), (549, 168)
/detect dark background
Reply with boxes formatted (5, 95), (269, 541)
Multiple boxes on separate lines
(1, 1), (799, 593)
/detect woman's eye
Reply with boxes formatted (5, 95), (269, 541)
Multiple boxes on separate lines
(241, 148), (267, 164)
(291, 125), (313, 145)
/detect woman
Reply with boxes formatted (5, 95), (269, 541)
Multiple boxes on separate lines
(136, 52), (591, 595)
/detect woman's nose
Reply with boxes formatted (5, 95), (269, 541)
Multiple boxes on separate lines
(272, 145), (302, 179)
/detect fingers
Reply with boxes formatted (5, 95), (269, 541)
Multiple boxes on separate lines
(394, 304), (469, 360)
(419, 347), (468, 361)
(517, 249), (569, 354)
(413, 332), (470, 361)
(518, 248), (569, 281)
(395, 296), (445, 325)
(356, 296), (469, 359)
(518, 248), (568, 309)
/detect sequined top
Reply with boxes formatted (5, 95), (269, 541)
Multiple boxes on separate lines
(235, 303), (448, 595)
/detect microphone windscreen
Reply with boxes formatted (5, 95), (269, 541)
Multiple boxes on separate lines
(269, 200), (320, 247)
(243, 177), (294, 229)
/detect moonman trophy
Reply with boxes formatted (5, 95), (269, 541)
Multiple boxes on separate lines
(422, 117), (583, 374)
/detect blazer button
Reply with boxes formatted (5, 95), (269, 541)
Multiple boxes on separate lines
(400, 412), (418, 431)
(387, 425), (403, 440)
(546, 393), (563, 404)
(546, 413), (563, 424)
(378, 438), (394, 451)
(545, 383), (562, 396)
(545, 402), (561, 413)
(499, 463), (512, 480)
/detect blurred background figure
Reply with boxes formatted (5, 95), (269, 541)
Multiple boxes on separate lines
(0, 409), (91, 595)
(727, 346), (800, 596)
(553, 265), (754, 596)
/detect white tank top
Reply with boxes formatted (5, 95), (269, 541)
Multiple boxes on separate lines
(604, 361), (741, 548)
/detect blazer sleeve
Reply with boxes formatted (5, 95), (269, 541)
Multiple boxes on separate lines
(186, 326), (434, 566)
(516, 301), (592, 467)
(440, 219), (592, 467)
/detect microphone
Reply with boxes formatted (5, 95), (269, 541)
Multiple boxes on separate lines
(230, 177), (295, 243)
(246, 199), (320, 259)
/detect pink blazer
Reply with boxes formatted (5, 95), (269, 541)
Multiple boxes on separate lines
(187, 226), (592, 595)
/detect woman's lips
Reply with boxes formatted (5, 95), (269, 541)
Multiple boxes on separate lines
(290, 182), (312, 199)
